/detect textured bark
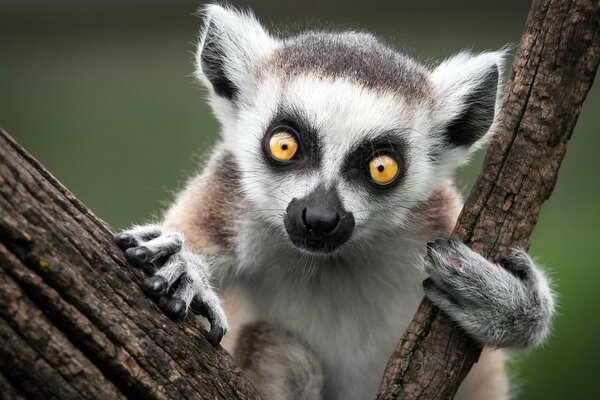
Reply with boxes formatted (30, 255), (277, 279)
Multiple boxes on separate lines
(377, 0), (600, 399)
(0, 128), (260, 399)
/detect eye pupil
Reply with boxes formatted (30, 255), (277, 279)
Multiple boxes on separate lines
(281, 144), (288, 150)
(377, 164), (384, 172)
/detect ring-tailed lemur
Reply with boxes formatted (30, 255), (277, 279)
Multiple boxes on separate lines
(114, 5), (555, 400)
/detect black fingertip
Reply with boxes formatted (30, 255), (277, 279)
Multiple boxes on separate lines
(114, 233), (136, 250)
(142, 276), (168, 299)
(125, 246), (151, 267)
(206, 326), (226, 347)
(164, 298), (187, 320)
(504, 256), (530, 280)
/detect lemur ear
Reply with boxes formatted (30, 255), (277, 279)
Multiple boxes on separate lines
(195, 4), (276, 101)
(431, 50), (506, 148)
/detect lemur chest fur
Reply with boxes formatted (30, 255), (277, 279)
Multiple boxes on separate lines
(227, 222), (428, 400)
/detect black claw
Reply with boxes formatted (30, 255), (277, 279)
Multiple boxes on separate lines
(125, 246), (152, 267)
(206, 325), (226, 347)
(423, 278), (435, 289)
(114, 233), (137, 250)
(142, 276), (168, 299)
(163, 298), (187, 320)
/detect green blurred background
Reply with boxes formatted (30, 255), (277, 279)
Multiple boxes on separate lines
(1, 1), (598, 398)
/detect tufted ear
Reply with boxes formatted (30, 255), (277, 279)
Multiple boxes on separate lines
(431, 50), (506, 149)
(195, 4), (276, 102)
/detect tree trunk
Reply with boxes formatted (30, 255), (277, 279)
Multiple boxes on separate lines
(0, 129), (260, 399)
(376, 0), (600, 399)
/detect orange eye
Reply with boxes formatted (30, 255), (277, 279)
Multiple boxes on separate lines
(369, 155), (399, 185)
(268, 131), (299, 161)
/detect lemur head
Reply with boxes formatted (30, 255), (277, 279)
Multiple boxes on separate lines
(195, 5), (504, 254)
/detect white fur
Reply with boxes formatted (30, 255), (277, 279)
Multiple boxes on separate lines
(231, 75), (440, 243)
(195, 4), (278, 125)
(429, 49), (508, 171)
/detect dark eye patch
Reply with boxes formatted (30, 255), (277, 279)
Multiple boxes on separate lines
(342, 133), (407, 192)
(261, 105), (322, 171)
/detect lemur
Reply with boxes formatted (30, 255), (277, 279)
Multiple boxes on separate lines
(114, 5), (555, 400)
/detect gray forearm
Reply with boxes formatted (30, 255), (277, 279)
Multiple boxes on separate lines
(425, 239), (555, 349)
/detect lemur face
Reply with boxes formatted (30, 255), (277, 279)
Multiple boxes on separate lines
(196, 5), (503, 254)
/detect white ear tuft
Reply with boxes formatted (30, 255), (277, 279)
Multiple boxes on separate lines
(431, 49), (508, 148)
(195, 4), (277, 101)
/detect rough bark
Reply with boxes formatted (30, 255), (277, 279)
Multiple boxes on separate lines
(376, 0), (600, 399)
(0, 128), (260, 399)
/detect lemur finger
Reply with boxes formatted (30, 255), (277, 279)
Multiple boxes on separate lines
(142, 276), (169, 299)
(183, 261), (228, 346)
(163, 281), (229, 346)
(503, 250), (535, 281)
(114, 232), (138, 250)
(142, 253), (186, 298)
(163, 297), (188, 320)
(114, 224), (162, 250)
(191, 289), (228, 346)
(125, 232), (183, 267)
(162, 274), (196, 320)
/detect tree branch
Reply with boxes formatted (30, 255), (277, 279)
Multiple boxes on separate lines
(376, 0), (600, 398)
(0, 129), (260, 399)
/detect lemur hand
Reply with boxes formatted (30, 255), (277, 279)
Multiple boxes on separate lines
(114, 224), (228, 346)
(423, 237), (554, 348)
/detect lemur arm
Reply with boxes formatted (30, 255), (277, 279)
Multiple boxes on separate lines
(114, 147), (239, 346)
(161, 148), (241, 259)
(424, 238), (555, 348)
(414, 183), (554, 349)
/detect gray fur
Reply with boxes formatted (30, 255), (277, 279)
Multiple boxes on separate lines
(142, 232), (183, 259)
(268, 31), (431, 99)
(425, 238), (555, 348)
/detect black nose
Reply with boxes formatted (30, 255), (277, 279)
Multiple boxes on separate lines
(284, 185), (355, 253)
(303, 207), (340, 234)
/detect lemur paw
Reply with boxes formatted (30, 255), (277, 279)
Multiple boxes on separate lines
(114, 225), (228, 346)
(423, 237), (555, 349)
